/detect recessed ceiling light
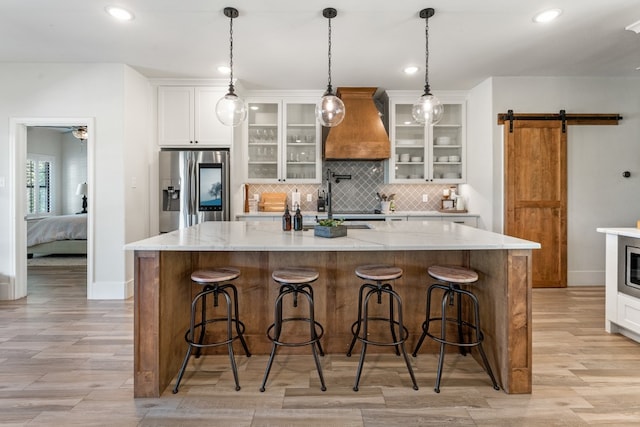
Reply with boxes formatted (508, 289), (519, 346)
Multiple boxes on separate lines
(403, 66), (419, 75)
(533, 8), (562, 23)
(105, 6), (135, 21)
(250, 106), (260, 111)
(217, 66), (231, 74)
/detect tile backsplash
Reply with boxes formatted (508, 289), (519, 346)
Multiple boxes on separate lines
(247, 160), (455, 212)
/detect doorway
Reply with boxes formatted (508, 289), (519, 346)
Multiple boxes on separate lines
(9, 118), (94, 300)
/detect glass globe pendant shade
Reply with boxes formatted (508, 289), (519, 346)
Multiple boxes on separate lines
(216, 92), (247, 127)
(72, 126), (88, 140)
(315, 93), (345, 127)
(411, 93), (444, 125)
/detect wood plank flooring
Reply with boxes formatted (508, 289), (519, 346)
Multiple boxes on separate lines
(1, 266), (639, 425)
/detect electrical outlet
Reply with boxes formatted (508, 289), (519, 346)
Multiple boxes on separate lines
(253, 194), (259, 201)
(306, 193), (313, 202)
(422, 194), (429, 202)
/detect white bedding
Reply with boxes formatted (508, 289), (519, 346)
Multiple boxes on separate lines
(27, 214), (87, 247)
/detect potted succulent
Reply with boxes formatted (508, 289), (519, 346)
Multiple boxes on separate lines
(314, 218), (347, 238)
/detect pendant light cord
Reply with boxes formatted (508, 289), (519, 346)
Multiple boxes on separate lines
(423, 13), (431, 95)
(228, 12), (235, 93)
(326, 15), (333, 93)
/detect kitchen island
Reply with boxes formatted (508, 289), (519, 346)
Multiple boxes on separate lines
(126, 220), (539, 397)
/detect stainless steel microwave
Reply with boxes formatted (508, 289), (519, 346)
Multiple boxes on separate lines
(619, 236), (640, 299)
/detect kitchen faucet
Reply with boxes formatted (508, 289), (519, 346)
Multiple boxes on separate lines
(325, 168), (351, 220)
(326, 168), (333, 219)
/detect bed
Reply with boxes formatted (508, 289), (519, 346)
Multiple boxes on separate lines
(27, 214), (87, 257)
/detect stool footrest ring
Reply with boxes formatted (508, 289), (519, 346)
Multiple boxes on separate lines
(266, 317), (324, 347)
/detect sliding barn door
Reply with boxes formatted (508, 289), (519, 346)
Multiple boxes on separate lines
(504, 120), (567, 288)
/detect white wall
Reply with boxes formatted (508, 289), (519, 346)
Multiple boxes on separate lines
(463, 77), (494, 231)
(123, 66), (153, 295)
(0, 63), (153, 300)
(470, 76), (640, 285)
(61, 133), (88, 215)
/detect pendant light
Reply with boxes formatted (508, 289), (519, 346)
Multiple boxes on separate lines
(315, 7), (345, 127)
(216, 7), (247, 127)
(412, 8), (443, 125)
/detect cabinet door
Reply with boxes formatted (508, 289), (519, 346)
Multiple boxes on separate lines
(246, 101), (281, 182)
(194, 87), (232, 146)
(389, 103), (428, 183)
(283, 102), (321, 183)
(431, 102), (465, 183)
(442, 216), (477, 227)
(158, 86), (194, 146)
(386, 95), (466, 184)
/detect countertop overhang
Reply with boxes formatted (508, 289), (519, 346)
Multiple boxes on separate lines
(126, 220), (540, 252)
(597, 227), (640, 239)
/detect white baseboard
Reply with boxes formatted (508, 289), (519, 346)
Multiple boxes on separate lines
(88, 280), (133, 300)
(0, 279), (12, 300)
(568, 270), (605, 286)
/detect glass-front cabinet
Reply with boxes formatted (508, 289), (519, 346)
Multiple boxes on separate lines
(386, 92), (466, 183)
(246, 98), (321, 183)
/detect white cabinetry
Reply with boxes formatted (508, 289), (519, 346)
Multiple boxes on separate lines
(406, 215), (477, 227)
(158, 86), (232, 147)
(245, 97), (321, 183)
(385, 92), (466, 183)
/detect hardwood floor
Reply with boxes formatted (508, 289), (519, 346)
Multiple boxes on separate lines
(1, 266), (639, 426)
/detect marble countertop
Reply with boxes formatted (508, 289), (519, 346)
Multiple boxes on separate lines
(596, 227), (640, 239)
(236, 210), (478, 219)
(125, 220), (540, 252)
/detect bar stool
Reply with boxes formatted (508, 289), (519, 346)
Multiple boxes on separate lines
(412, 265), (499, 393)
(173, 267), (251, 393)
(346, 264), (418, 391)
(260, 267), (326, 392)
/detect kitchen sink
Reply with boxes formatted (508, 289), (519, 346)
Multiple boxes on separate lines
(302, 223), (373, 231)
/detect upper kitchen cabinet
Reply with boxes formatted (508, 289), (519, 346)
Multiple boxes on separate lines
(385, 92), (467, 184)
(245, 97), (321, 183)
(158, 86), (232, 147)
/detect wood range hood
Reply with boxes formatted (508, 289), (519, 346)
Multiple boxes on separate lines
(323, 87), (390, 160)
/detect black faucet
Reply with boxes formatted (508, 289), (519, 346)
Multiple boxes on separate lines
(326, 168), (333, 219)
(325, 168), (351, 220)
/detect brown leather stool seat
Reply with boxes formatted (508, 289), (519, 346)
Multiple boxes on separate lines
(412, 265), (499, 393)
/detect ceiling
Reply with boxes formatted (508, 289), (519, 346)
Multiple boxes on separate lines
(1, 0), (639, 91)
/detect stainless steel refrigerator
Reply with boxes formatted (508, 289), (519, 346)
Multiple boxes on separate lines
(159, 148), (230, 233)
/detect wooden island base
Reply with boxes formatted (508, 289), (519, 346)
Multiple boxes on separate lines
(133, 248), (532, 397)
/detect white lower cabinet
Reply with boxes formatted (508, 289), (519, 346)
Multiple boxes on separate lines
(616, 293), (640, 335)
(406, 215), (477, 227)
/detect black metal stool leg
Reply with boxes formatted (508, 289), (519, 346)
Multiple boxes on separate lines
(353, 290), (372, 392)
(434, 289), (450, 393)
(172, 345), (193, 394)
(221, 283), (252, 358)
(347, 283), (367, 357)
(455, 286), (467, 356)
(260, 289), (286, 392)
(218, 289), (241, 391)
(305, 290), (326, 391)
(194, 287), (209, 359)
(384, 283), (401, 356)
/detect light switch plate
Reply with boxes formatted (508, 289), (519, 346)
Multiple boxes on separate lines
(422, 194), (429, 202)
